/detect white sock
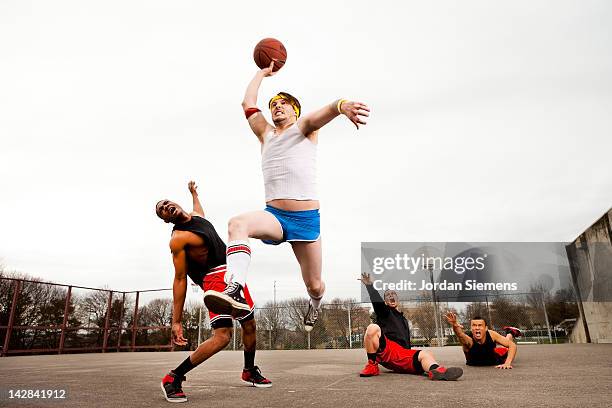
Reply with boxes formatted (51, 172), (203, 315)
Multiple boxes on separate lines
(309, 291), (324, 309)
(226, 240), (251, 287)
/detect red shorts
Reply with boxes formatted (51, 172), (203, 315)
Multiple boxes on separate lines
(376, 336), (423, 374)
(202, 265), (255, 329)
(494, 347), (508, 360)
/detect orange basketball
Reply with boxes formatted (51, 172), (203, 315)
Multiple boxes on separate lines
(253, 38), (287, 72)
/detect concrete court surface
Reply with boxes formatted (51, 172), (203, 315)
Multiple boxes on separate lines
(0, 344), (611, 408)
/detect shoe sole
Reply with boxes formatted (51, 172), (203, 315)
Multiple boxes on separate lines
(203, 291), (251, 318)
(242, 379), (273, 388)
(359, 373), (379, 377)
(160, 382), (187, 403)
(430, 367), (463, 381)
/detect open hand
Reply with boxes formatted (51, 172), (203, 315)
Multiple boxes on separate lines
(172, 322), (188, 346)
(495, 363), (513, 369)
(188, 181), (198, 196)
(340, 101), (370, 129)
(444, 311), (462, 328)
(360, 272), (373, 285)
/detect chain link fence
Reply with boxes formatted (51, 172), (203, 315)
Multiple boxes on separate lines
(2, 276), (579, 356)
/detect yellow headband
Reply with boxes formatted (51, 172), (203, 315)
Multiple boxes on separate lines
(269, 94), (300, 118)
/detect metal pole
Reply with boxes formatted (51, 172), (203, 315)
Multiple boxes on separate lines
(102, 291), (113, 352)
(428, 265), (441, 346)
(541, 292), (553, 344)
(198, 306), (202, 346)
(347, 303), (352, 349)
(58, 286), (72, 354)
(233, 320), (237, 350)
(485, 295), (493, 329)
(2, 280), (22, 357)
(307, 331), (311, 350)
(117, 292), (126, 351)
(131, 291), (140, 351)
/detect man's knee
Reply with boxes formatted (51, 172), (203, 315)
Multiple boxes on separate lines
(365, 324), (381, 338)
(306, 281), (325, 297)
(228, 216), (248, 236)
(419, 349), (433, 360)
(213, 328), (232, 347)
(241, 318), (256, 335)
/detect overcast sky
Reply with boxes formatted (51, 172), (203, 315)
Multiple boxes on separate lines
(1, 1), (611, 305)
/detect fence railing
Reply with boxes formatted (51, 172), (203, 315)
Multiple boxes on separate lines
(1, 276), (578, 356)
(0, 277), (174, 356)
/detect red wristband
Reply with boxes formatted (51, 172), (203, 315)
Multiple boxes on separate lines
(244, 107), (261, 119)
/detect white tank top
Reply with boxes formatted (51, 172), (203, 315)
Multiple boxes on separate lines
(261, 122), (318, 201)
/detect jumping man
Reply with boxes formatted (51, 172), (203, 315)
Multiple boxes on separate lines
(204, 61), (370, 331)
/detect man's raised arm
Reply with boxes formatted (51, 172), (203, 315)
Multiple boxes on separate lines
(360, 272), (389, 318)
(298, 99), (370, 135)
(444, 312), (473, 351)
(241, 62), (275, 142)
(188, 181), (204, 217)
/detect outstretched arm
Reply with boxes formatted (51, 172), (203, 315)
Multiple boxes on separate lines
(490, 330), (517, 369)
(298, 99), (370, 135)
(444, 312), (473, 351)
(188, 181), (204, 217)
(242, 61), (275, 142)
(170, 237), (188, 346)
(360, 272), (389, 318)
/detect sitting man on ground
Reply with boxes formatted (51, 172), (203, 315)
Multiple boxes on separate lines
(359, 273), (463, 380)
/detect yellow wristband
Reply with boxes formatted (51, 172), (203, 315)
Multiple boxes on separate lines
(337, 99), (348, 114)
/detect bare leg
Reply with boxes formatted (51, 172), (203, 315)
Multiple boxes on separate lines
(228, 211), (283, 241)
(225, 211), (283, 287)
(364, 324), (381, 353)
(291, 239), (325, 299)
(417, 349), (438, 372)
(189, 327), (232, 365)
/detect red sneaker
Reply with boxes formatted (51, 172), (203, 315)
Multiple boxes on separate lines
(241, 366), (272, 388)
(160, 371), (187, 403)
(428, 366), (463, 381)
(359, 360), (380, 377)
(503, 326), (523, 338)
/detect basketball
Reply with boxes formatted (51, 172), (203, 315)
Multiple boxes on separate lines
(253, 38), (287, 72)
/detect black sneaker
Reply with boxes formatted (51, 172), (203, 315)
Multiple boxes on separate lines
(204, 282), (251, 318)
(304, 300), (320, 332)
(160, 371), (187, 403)
(242, 366), (272, 388)
(428, 366), (463, 381)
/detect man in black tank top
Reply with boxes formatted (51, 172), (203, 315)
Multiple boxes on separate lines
(358, 273), (463, 380)
(445, 313), (519, 369)
(156, 181), (271, 403)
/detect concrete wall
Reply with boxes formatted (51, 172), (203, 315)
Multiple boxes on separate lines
(566, 208), (612, 343)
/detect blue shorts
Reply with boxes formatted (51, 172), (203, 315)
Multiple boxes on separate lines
(262, 205), (321, 245)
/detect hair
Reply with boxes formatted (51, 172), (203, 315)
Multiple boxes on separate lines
(268, 92), (301, 118)
(471, 316), (488, 326)
(383, 289), (398, 299)
(155, 200), (165, 217)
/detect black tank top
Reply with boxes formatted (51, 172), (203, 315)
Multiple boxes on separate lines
(466, 330), (498, 366)
(172, 216), (226, 287)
